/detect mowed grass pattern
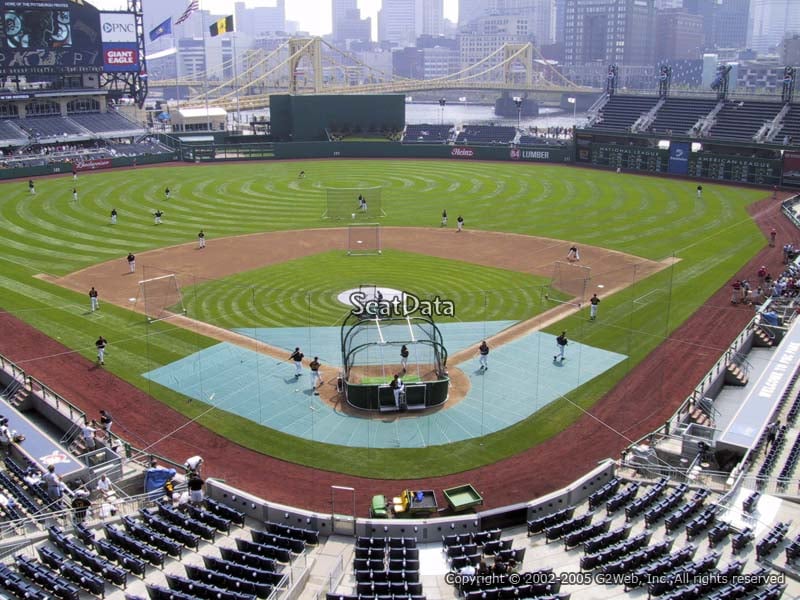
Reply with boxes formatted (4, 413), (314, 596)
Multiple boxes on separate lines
(0, 160), (767, 477)
(181, 250), (554, 328)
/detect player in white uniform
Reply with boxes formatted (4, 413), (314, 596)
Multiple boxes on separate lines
(198, 230), (206, 248)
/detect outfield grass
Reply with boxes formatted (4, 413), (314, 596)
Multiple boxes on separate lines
(180, 249), (556, 328)
(0, 160), (767, 478)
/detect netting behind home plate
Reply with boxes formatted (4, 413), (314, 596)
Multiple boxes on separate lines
(340, 314), (448, 384)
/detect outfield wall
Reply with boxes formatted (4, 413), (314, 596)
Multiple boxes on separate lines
(0, 152), (178, 181)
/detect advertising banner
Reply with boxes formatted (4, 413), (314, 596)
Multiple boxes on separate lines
(0, 0), (102, 74)
(100, 12), (137, 72)
(668, 142), (690, 175)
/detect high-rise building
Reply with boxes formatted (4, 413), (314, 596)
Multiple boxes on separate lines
(554, 0), (567, 43)
(487, 0), (555, 46)
(458, 0), (486, 28)
(332, 0), (358, 40)
(655, 9), (704, 61)
(748, 0), (800, 55)
(783, 34), (800, 65)
(378, 0), (423, 47)
(234, 1), (285, 38)
(458, 14), (533, 80)
(564, 0), (656, 66)
(421, 0), (445, 36)
(683, 0), (749, 51)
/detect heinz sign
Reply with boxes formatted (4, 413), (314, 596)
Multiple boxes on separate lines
(451, 147), (475, 158)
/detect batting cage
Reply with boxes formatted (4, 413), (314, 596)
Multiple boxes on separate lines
(340, 310), (449, 412)
(135, 272), (186, 322)
(546, 261), (592, 308)
(323, 186), (385, 220)
(347, 224), (381, 256)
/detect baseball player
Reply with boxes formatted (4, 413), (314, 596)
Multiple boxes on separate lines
(696, 184), (703, 198)
(589, 294), (600, 320)
(441, 209), (448, 227)
(457, 215), (464, 232)
(478, 340), (489, 370)
(198, 229), (206, 249)
(298, 170), (305, 179)
(290, 347), (304, 378)
(95, 336), (108, 365)
(358, 194), (368, 212)
(567, 245), (580, 262)
(390, 373), (404, 409)
(127, 252), (136, 273)
(165, 187), (171, 200)
(72, 188), (78, 202)
(310, 357), (322, 394)
(89, 287), (99, 312)
(400, 344), (409, 372)
(770, 228), (777, 247)
(110, 208), (117, 225)
(28, 179), (35, 195)
(153, 209), (163, 225)
(554, 331), (568, 362)
(72, 165), (78, 181)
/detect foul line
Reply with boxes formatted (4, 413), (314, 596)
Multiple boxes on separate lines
(633, 289), (664, 305)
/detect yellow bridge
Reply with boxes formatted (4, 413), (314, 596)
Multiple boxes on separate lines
(148, 37), (598, 112)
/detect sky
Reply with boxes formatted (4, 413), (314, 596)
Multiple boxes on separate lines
(91, 0), (460, 36)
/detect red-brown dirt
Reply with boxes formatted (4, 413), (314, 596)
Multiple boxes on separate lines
(0, 193), (793, 516)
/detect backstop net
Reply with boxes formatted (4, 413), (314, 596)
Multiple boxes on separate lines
(323, 186), (384, 220)
(548, 261), (592, 307)
(341, 313), (448, 385)
(347, 224), (381, 256)
(137, 274), (186, 322)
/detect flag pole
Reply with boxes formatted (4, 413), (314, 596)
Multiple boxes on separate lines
(173, 26), (180, 110)
(200, 0), (210, 132)
(233, 31), (241, 131)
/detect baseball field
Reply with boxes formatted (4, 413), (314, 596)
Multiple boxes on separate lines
(0, 159), (768, 479)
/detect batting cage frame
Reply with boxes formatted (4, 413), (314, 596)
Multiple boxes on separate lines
(347, 223), (382, 256)
(322, 186), (385, 220)
(136, 273), (187, 323)
(340, 312), (449, 412)
(546, 261), (592, 308)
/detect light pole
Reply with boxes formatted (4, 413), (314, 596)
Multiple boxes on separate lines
(568, 96), (577, 123)
(438, 97), (446, 126)
(513, 96), (523, 129)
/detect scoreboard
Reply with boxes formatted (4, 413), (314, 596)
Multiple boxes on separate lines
(688, 154), (782, 185)
(590, 144), (668, 173)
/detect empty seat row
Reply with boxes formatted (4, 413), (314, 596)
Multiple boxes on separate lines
(527, 507), (576, 535)
(664, 490), (709, 534)
(564, 518), (610, 549)
(48, 525), (127, 587)
(354, 570), (419, 584)
(123, 515), (184, 558)
(685, 505), (718, 541)
(625, 544), (697, 589)
(545, 511), (593, 542)
(203, 555), (284, 586)
(157, 501), (216, 541)
(355, 581), (423, 597)
(235, 538), (291, 563)
(358, 537), (417, 549)
(588, 478), (621, 510)
(94, 537), (148, 577)
(105, 523), (166, 567)
(583, 523), (631, 555)
(251, 529), (305, 553)
(182, 501), (232, 534)
(185, 563), (272, 598)
(15, 554), (80, 600)
(606, 483), (639, 514)
(641, 483), (689, 528)
(38, 546), (105, 597)
(219, 547), (276, 572)
(756, 521), (790, 561)
(166, 573), (255, 600)
(646, 551), (720, 597)
(579, 530), (652, 571)
(264, 520), (319, 545)
(205, 498), (246, 526)
(600, 538), (677, 578)
(0, 562), (51, 600)
(624, 477), (669, 521)
(139, 508), (200, 550)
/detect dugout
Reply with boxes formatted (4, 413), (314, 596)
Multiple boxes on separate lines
(270, 94), (405, 142)
(340, 311), (449, 412)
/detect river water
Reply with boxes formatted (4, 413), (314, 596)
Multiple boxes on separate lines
(404, 102), (587, 131)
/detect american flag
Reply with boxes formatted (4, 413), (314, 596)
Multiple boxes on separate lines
(175, 0), (199, 25)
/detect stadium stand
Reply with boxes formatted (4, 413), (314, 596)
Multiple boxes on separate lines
(779, 104), (800, 146)
(455, 125), (516, 145)
(402, 124), (453, 143)
(648, 97), (719, 136)
(708, 101), (784, 142)
(17, 116), (89, 140)
(0, 120), (29, 147)
(590, 95), (660, 133)
(68, 112), (146, 136)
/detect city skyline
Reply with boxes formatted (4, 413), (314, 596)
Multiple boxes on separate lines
(91, 0), (460, 36)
